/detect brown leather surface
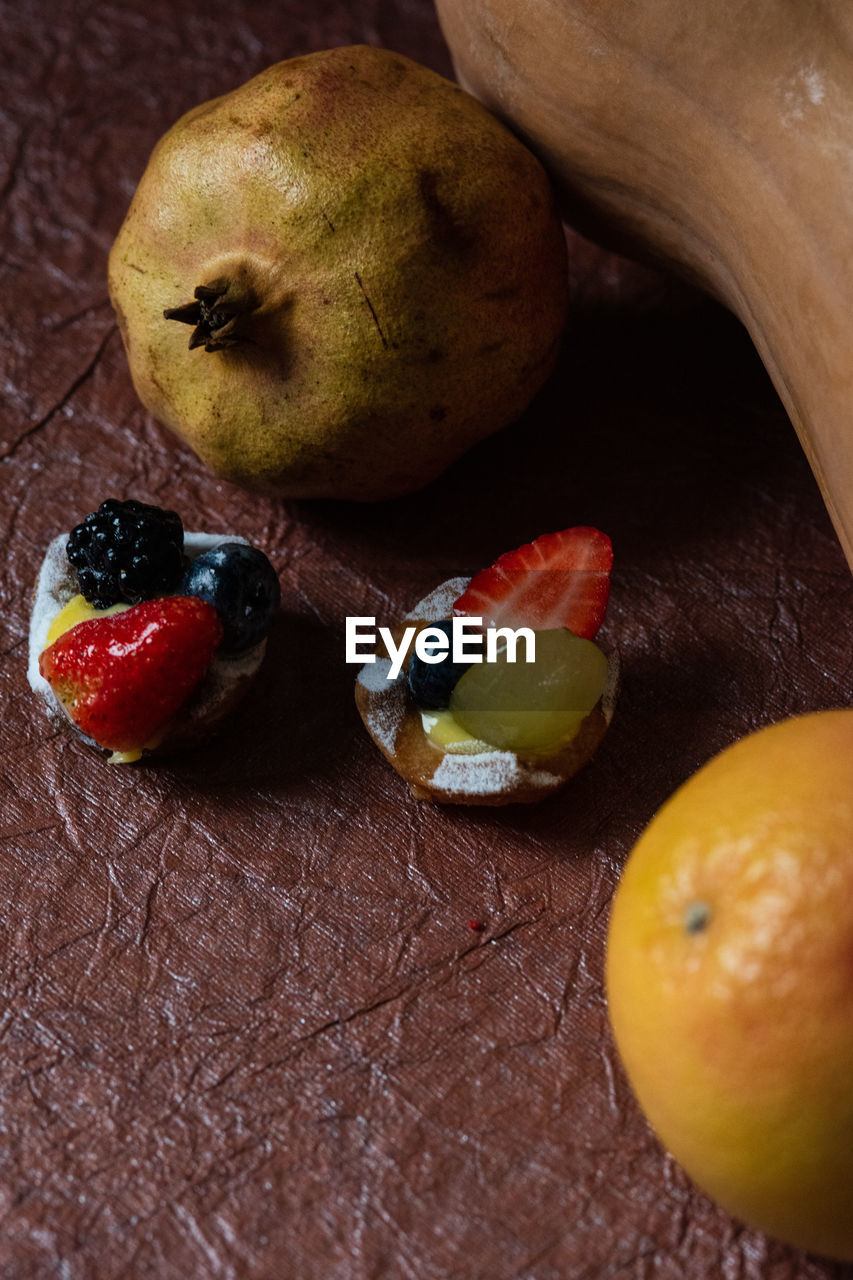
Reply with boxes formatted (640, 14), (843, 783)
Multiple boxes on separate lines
(2, 3), (852, 1277)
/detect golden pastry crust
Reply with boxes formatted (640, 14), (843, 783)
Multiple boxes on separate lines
(355, 578), (618, 806)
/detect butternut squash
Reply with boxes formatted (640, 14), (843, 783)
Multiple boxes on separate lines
(435, 0), (853, 568)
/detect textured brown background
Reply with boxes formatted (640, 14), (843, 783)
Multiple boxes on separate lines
(2, 2), (853, 1277)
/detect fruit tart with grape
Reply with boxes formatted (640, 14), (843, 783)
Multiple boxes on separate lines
(355, 527), (618, 805)
(28, 499), (280, 762)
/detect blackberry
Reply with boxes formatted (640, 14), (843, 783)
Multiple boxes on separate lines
(406, 618), (482, 710)
(181, 542), (280, 652)
(67, 499), (184, 608)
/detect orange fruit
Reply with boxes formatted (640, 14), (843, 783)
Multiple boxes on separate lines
(606, 710), (853, 1260)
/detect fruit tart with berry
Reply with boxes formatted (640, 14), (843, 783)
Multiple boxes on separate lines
(28, 499), (280, 762)
(355, 527), (618, 805)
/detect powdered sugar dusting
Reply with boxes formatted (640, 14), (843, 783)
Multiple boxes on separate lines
(431, 750), (558, 797)
(364, 677), (407, 754)
(780, 64), (826, 125)
(357, 657), (394, 692)
(803, 67), (825, 105)
(28, 535), (76, 697)
(405, 577), (469, 622)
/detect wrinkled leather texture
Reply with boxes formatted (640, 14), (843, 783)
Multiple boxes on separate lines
(2, 2), (852, 1277)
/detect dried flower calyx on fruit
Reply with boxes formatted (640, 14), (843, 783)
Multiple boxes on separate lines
(163, 280), (258, 353)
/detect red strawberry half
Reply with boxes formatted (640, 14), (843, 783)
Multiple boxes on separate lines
(39, 596), (223, 753)
(452, 526), (613, 637)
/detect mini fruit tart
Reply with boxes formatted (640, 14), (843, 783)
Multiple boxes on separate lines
(355, 527), (618, 805)
(28, 499), (280, 762)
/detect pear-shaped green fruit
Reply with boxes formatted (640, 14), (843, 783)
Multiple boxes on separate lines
(108, 45), (568, 500)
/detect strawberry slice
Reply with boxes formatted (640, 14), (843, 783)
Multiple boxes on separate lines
(452, 526), (612, 637)
(39, 596), (223, 753)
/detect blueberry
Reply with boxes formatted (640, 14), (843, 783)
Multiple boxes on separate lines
(181, 542), (280, 652)
(406, 618), (482, 710)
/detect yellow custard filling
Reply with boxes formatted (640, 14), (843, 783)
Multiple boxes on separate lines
(106, 748), (144, 764)
(45, 594), (130, 647)
(420, 709), (493, 755)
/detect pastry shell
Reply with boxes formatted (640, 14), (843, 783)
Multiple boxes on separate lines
(28, 532), (267, 759)
(355, 577), (618, 806)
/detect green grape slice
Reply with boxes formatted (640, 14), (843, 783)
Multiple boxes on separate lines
(449, 628), (608, 754)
